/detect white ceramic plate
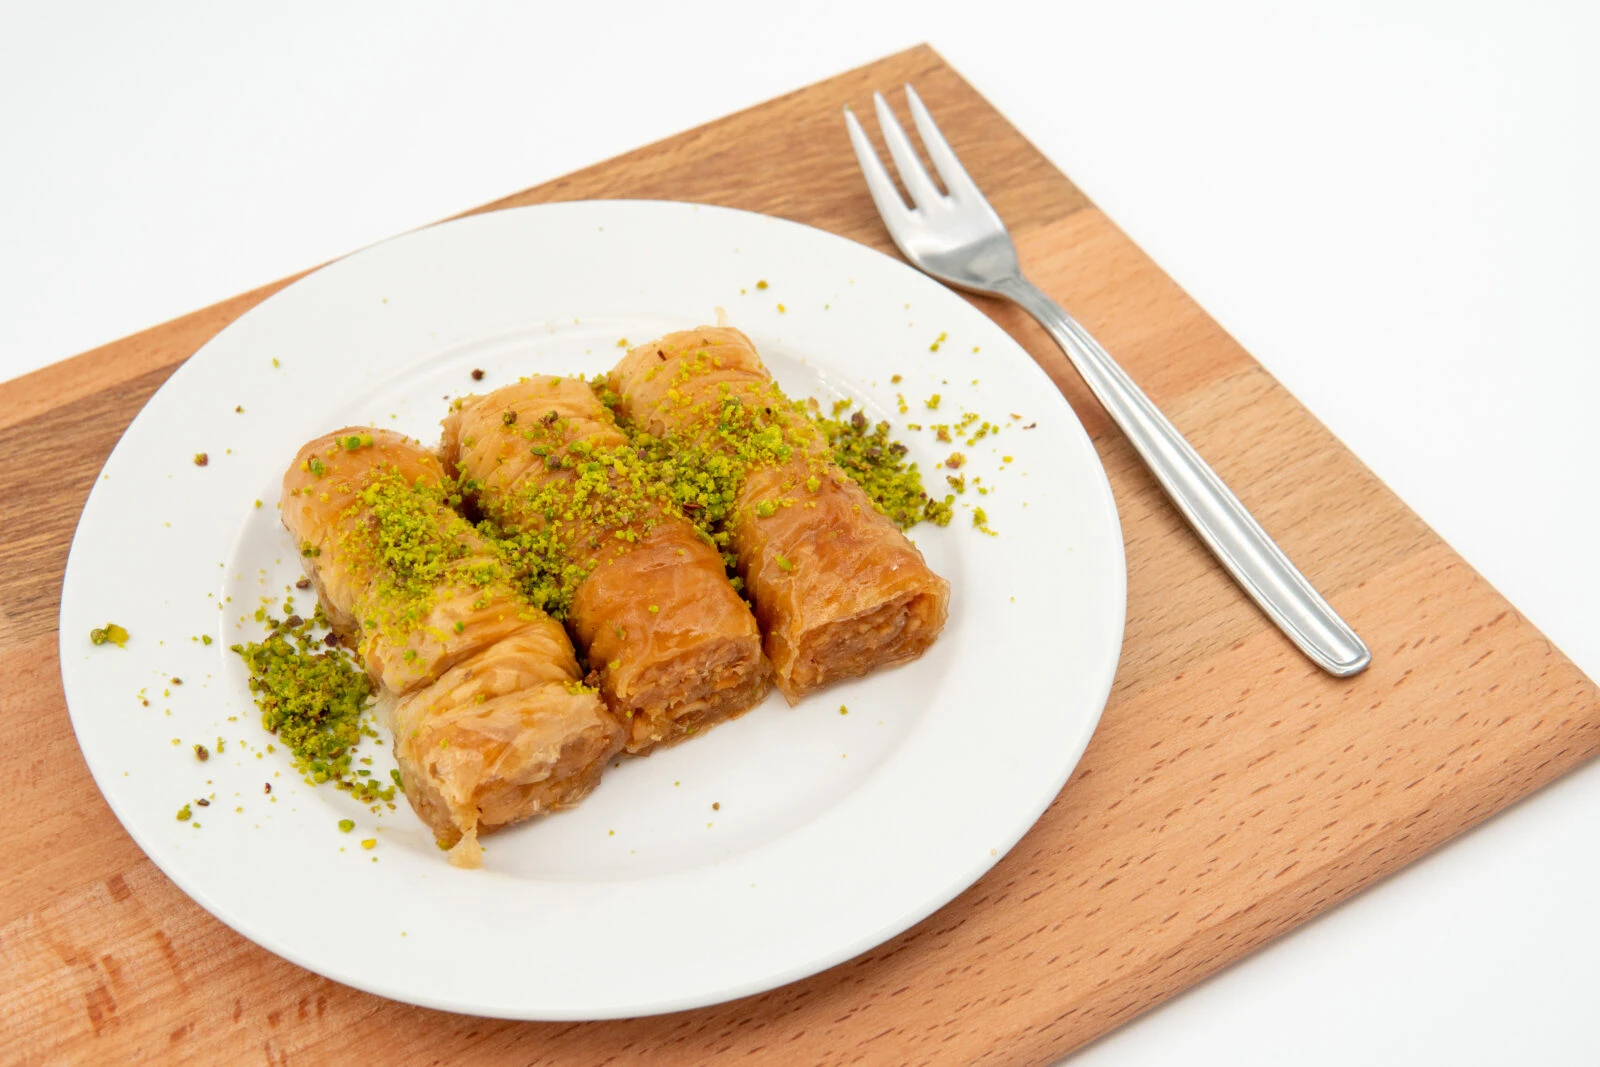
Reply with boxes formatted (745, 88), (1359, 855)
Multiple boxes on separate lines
(59, 200), (1125, 1019)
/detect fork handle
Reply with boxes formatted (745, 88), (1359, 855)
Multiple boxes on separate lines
(1001, 276), (1371, 677)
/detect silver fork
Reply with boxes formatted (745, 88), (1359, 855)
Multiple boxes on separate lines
(846, 86), (1370, 677)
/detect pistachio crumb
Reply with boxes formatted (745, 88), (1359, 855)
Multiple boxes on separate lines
(89, 623), (130, 648)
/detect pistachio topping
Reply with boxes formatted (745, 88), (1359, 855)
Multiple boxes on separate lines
(813, 406), (953, 529)
(89, 622), (130, 648)
(231, 607), (395, 804)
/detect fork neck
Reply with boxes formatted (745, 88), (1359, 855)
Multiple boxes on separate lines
(993, 275), (1073, 336)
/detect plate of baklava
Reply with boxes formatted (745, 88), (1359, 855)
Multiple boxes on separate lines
(59, 200), (1126, 1018)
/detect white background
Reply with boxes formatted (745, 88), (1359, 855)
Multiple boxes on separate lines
(3, 1), (1595, 1062)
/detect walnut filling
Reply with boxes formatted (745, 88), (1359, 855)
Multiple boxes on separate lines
(788, 590), (944, 697)
(622, 637), (769, 754)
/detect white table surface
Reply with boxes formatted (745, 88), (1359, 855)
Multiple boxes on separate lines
(4, 2), (1595, 1062)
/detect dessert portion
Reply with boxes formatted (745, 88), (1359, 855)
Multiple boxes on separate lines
(609, 326), (950, 701)
(442, 377), (768, 753)
(281, 428), (624, 864)
(255, 320), (954, 864)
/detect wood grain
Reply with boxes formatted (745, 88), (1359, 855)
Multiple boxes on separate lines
(2, 44), (1596, 1065)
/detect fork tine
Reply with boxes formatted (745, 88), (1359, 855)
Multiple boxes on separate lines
(872, 91), (944, 210)
(903, 84), (984, 203)
(844, 106), (916, 229)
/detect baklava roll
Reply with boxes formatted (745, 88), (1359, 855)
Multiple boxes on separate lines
(608, 327), (950, 702)
(441, 378), (769, 753)
(282, 429), (623, 863)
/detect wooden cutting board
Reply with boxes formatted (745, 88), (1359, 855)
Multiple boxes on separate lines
(3, 45), (1596, 1065)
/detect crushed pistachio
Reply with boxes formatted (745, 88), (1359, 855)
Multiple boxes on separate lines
(231, 608), (394, 804)
(337, 464), (506, 642)
(338, 819), (355, 833)
(89, 623), (130, 648)
(812, 408), (952, 528)
(473, 407), (667, 620)
(176, 804), (192, 821)
(193, 453), (209, 467)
